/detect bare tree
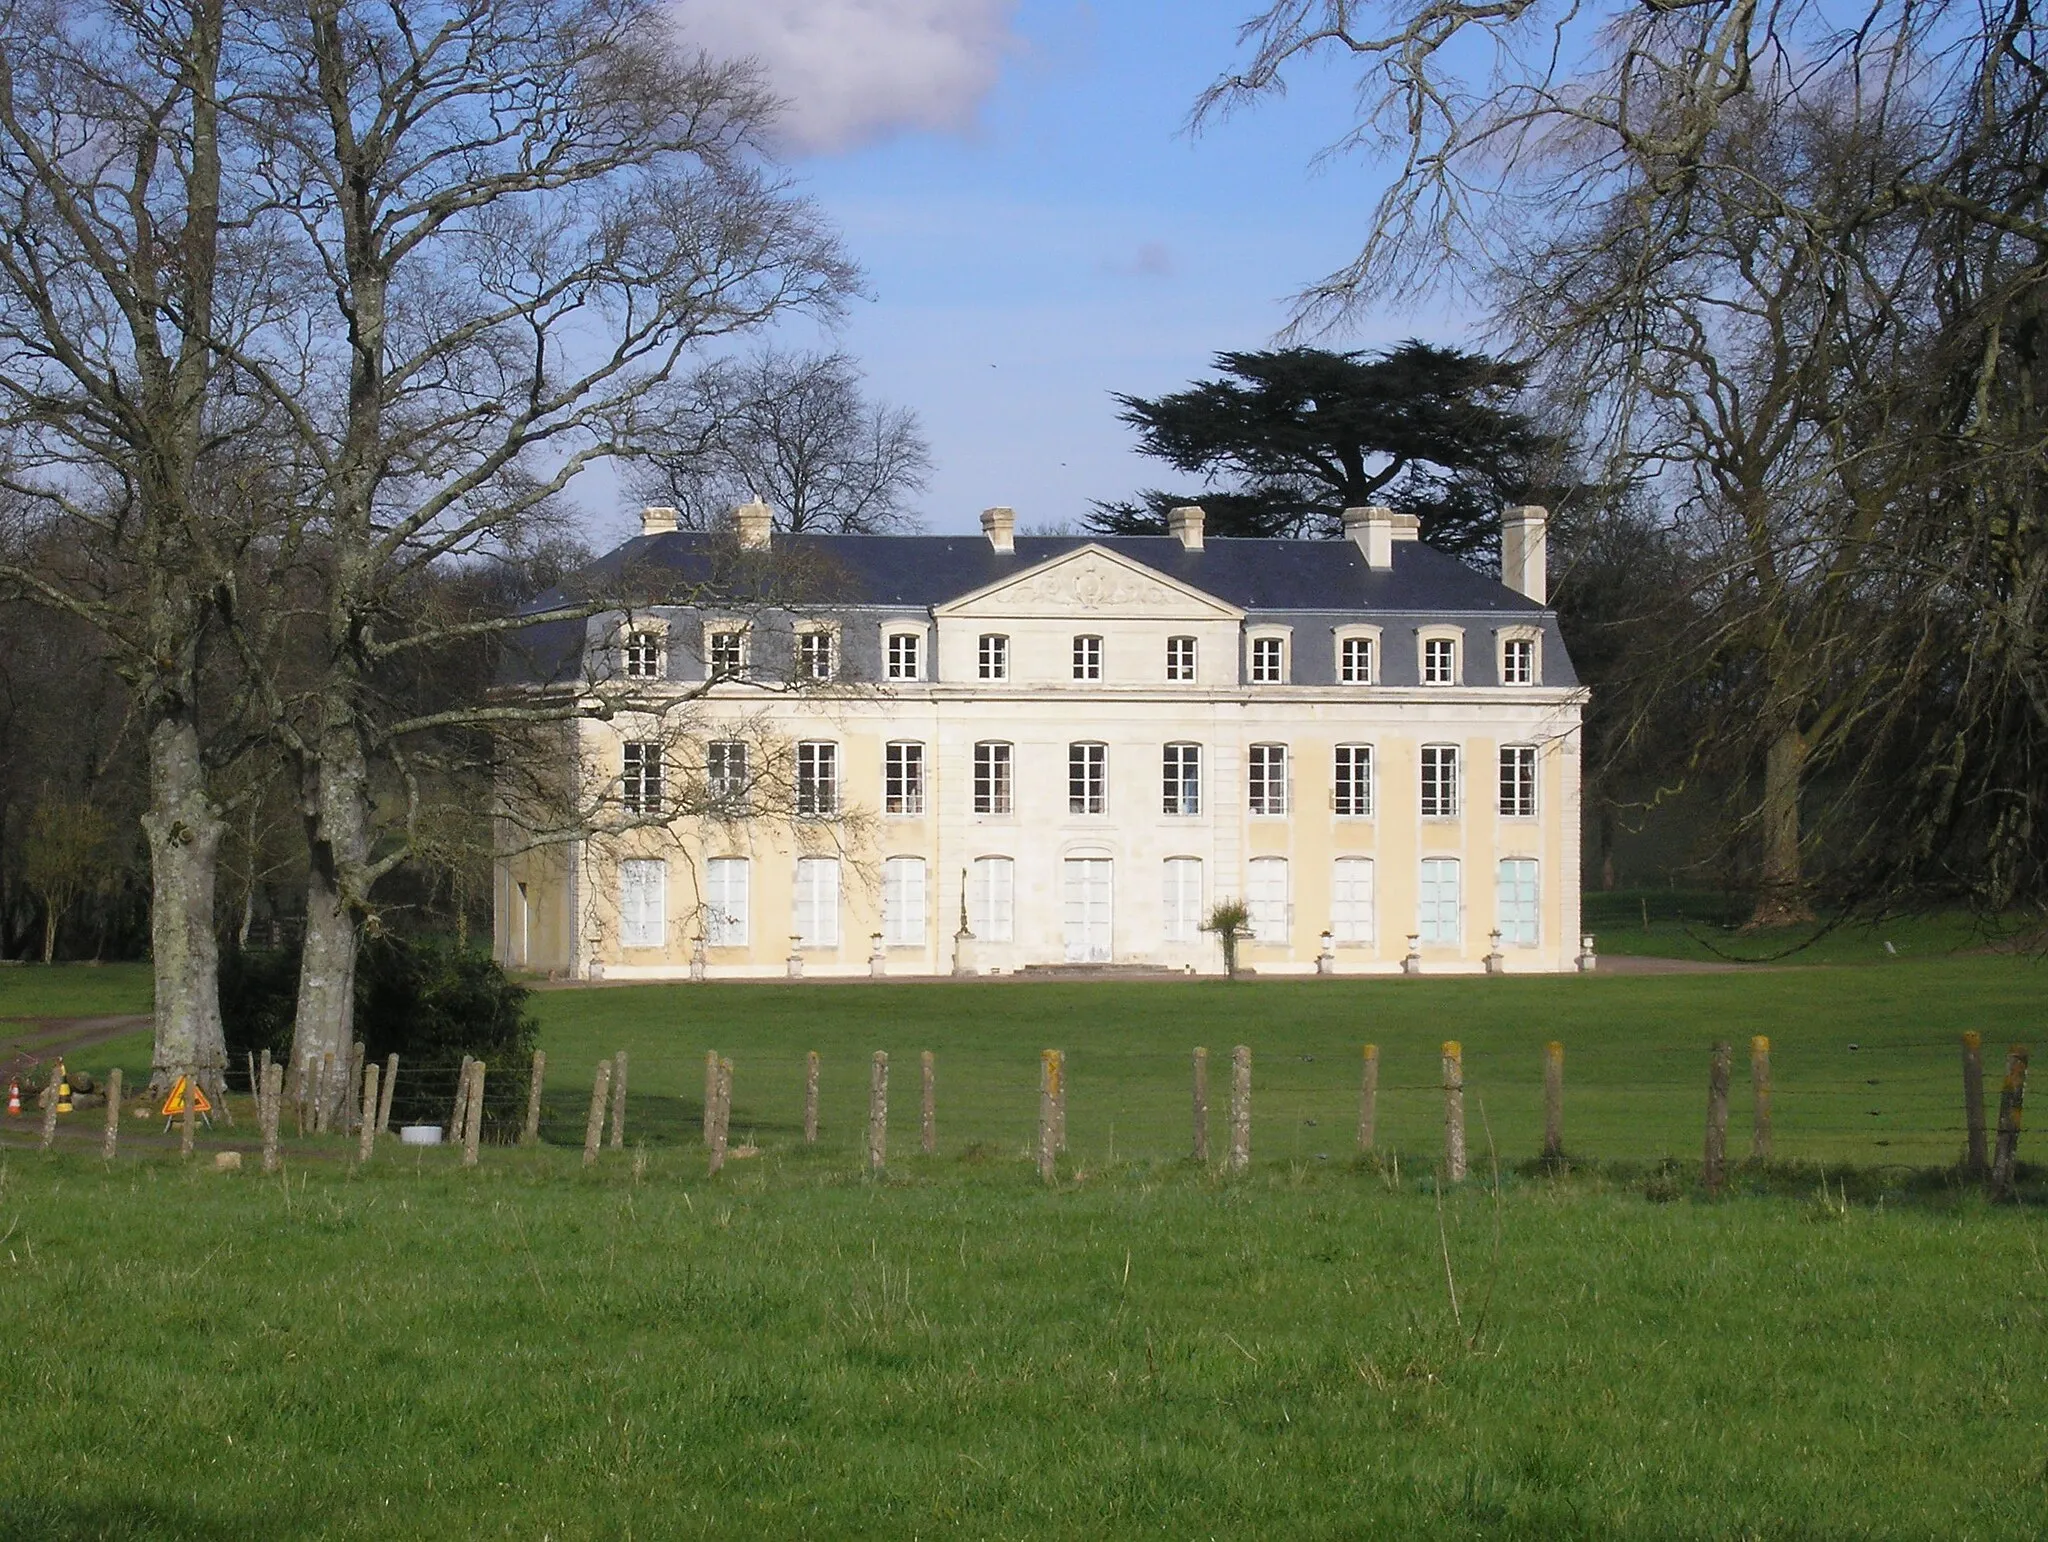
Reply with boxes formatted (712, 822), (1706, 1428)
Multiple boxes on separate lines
(632, 348), (930, 533)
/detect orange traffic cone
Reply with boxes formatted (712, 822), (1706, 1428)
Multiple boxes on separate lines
(5, 1080), (19, 1116)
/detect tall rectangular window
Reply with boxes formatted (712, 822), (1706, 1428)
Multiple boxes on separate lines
(1162, 743), (1201, 816)
(1332, 857), (1375, 944)
(1248, 743), (1289, 815)
(795, 741), (838, 816)
(1166, 636), (1197, 681)
(885, 741), (925, 815)
(1502, 637), (1535, 685)
(1499, 745), (1538, 817)
(1339, 635), (1373, 684)
(1421, 744), (1461, 818)
(886, 631), (922, 680)
(974, 742), (1013, 815)
(978, 634), (1009, 680)
(1498, 859), (1539, 946)
(1250, 635), (1285, 683)
(1162, 857), (1203, 943)
(1419, 857), (1461, 944)
(706, 739), (748, 811)
(705, 857), (748, 947)
(970, 856), (1015, 942)
(883, 856), (927, 946)
(624, 630), (662, 679)
(1069, 742), (1107, 814)
(708, 629), (744, 679)
(621, 741), (663, 814)
(1423, 636), (1457, 685)
(619, 859), (665, 948)
(793, 857), (839, 947)
(1334, 744), (1373, 817)
(1247, 856), (1289, 943)
(797, 630), (834, 681)
(1072, 635), (1103, 680)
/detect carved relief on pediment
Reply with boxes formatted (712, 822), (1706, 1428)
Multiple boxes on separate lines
(945, 549), (1237, 619)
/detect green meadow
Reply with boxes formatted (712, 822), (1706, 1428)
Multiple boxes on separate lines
(2, 943), (2044, 1538)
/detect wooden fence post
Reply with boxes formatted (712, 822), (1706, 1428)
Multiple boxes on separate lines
(449, 1055), (473, 1142)
(1441, 1042), (1465, 1182)
(1039, 1050), (1058, 1183)
(583, 1061), (611, 1168)
(522, 1050), (546, 1146)
(1962, 1032), (1988, 1175)
(314, 1052), (334, 1135)
(463, 1062), (485, 1168)
(293, 1052), (309, 1136)
(1541, 1041), (1564, 1163)
(608, 1050), (628, 1150)
(703, 1050), (719, 1145)
(102, 1067), (122, 1161)
(1227, 1045), (1251, 1175)
(708, 1057), (734, 1175)
(377, 1054), (397, 1136)
(804, 1051), (820, 1144)
(1358, 1044), (1379, 1154)
(1750, 1036), (1773, 1163)
(867, 1051), (888, 1175)
(181, 1063), (197, 1157)
(38, 1060), (60, 1151)
(921, 1051), (936, 1155)
(1703, 1042), (1733, 1195)
(347, 1041), (365, 1134)
(1191, 1047), (1209, 1163)
(358, 1062), (381, 1163)
(1052, 1049), (1067, 1155)
(1991, 1046), (2030, 1198)
(262, 1062), (284, 1174)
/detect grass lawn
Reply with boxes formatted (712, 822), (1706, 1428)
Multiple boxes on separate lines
(0, 961), (154, 1021)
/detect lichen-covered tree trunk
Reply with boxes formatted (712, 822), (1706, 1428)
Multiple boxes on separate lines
(141, 716), (227, 1098)
(1749, 723), (1814, 927)
(290, 736), (370, 1126)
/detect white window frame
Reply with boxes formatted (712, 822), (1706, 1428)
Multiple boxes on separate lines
(705, 622), (748, 680)
(623, 626), (665, 680)
(705, 856), (748, 947)
(1247, 629), (1290, 684)
(1498, 628), (1541, 686)
(1498, 858), (1539, 947)
(1335, 627), (1379, 685)
(1072, 634), (1104, 681)
(974, 741), (1013, 816)
(884, 627), (924, 682)
(706, 739), (748, 811)
(1331, 857), (1375, 945)
(1419, 857), (1461, 945)
(621, 741), (663, 815)
(1069, 742), (1107, 815)
(619, 858), (666, 949)
(1334, 744), (1373, 818)
(1499, 744), (1538, 818)
(884, 741), (926, 816)
(1162, 857), (1203, 944)
(1162, 742), (1201, 816)
(1247, 856), (1290, 944)
(793, 856), (840, 948)
(795, 626), (836, 682)
(1419, 628), (1463, 686)
(1248, 743), (1290, 816)
(882, 856), (927, 947)
(795, 740), (839, 817)
(1165, 635), (1197, 682)
(978, 633), (1009, 680)
(1421, 744), (1461, 819)
(969, 855), (1015, 943)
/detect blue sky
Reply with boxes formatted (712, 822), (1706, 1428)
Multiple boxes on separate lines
(590, 1), (1470, 541)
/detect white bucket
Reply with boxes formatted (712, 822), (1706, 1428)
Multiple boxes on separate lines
(399, 1125), (443, 1146)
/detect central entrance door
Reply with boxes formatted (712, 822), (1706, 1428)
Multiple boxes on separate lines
(1062, 858), (1113, 963)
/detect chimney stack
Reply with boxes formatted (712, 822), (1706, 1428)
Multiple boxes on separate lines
(1343, 505), (1400, 569)
(640, 505), (679, 537)
(1167, 505), (1205, 552)
(1501, 505), (1549, 603)
(733, 499), (773, 551)
(981, 505), (1016, 555)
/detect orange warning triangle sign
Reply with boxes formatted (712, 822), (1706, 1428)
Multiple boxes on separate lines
(160, 1075), (213, 1116)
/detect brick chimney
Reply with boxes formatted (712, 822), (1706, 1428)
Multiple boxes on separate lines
(1502, 505), (1548, 603)
(1167, 505), (1205, 552)
(640, 504), (679, 536)
(981, 505), (1016, 555)
(734, 499), (773, 551)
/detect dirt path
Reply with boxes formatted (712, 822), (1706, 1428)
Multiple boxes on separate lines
(0, 1014), (153, 1068)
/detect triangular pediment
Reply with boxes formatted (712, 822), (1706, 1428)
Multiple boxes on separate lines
(934, 545), (1244, 621)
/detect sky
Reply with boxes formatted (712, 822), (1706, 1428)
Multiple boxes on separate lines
(588, 0), (1468, 542)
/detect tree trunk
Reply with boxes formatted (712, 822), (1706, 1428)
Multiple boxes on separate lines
(289, 738), (371, 1127)
(141, 717), (227, 1098)
(41, 906), (55, 966)
(1748, 724), (1813, 927)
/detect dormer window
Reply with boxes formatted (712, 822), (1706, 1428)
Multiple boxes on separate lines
(797, 629), (835, 682)
(707, 628), (745, 679)
(1501, 634), (1537, 686)
(1338, 634), (1374, 684)
(1421, 633), (1460, 685)
(623, 629), (663, 679)
(979, 634), (1009, 680)
(1073, 635), (1103, 681)
(886, 630), (923, 681)
(1250, 636), (1284, 683)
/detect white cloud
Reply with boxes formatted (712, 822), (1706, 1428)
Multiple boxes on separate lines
(677, 0), (1022, 155)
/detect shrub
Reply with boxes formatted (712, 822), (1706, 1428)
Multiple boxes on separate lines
(1202, 899), (1252, 979)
